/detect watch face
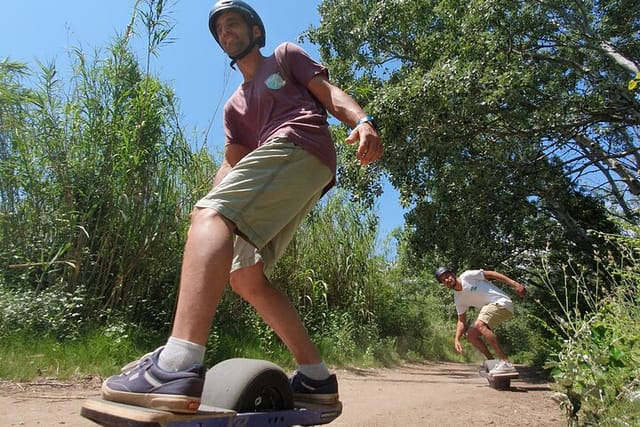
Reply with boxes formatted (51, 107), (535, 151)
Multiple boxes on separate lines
(358, 116), (378, 131)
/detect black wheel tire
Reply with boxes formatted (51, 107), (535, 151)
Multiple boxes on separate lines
(201, 358), (294, 412)
(494, 378), (511, 390)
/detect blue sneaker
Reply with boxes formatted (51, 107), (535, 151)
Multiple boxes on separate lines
(290, 371), (339, 406)
(101, 347), (204, 413)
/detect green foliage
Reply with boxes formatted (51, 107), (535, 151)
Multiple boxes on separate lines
(0, 0), (215, 330)
(497, 310), (549, 366)
(0, 323), (160, 381)
(540, 228), (640, 425)
(285, 191), (475, 363)
(0, 282), (86, 341)
(306, 0), (636, 272)
(273, 191), (382, 328)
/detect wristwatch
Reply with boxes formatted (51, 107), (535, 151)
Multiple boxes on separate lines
(356, 115), (379, 131)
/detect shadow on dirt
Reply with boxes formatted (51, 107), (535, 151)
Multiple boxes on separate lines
(342, 362), (554, 393)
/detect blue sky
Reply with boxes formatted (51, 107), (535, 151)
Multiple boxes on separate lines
(2, 0), (405, 248)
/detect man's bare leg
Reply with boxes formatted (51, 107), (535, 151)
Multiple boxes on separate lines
(101, 207), (236, 411)
(466, 325), (493, 359)
(171, 207), (236, 346)
(230, 262), (322, 365)
(471, 320), (508, 360)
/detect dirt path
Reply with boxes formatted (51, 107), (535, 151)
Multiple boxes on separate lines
(0, 362), (564, 426)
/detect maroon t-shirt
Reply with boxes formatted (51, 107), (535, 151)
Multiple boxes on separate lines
(223, 42), (337, 177)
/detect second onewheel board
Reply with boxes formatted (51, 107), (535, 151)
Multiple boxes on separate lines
(479, 359), (519, 390)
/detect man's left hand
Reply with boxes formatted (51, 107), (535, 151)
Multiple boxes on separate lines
(515, 283), (526, 298)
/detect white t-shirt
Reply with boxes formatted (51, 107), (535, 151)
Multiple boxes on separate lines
(453, 270), (513, 315)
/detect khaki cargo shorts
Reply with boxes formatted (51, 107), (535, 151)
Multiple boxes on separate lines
(477, 303), (513, 330)
(194, 138), (333, 276)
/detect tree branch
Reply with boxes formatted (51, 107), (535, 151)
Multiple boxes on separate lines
(599, 41), (639, 75)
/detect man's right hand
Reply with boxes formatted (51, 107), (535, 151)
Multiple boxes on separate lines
(345, 123), (383, 166)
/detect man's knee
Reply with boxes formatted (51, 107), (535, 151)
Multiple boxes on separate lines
(229, 264), (268, 297)
(191, 206), (214, 221)
(466, 324), (482, 340)
(190, 207), (235, 231)
(472, 319), (492, 335)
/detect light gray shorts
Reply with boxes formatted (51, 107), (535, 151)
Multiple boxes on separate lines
(194, 138), (333, 276)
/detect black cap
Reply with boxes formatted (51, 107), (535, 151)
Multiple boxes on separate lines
(434, 266), (454, 280)
(208, 0), (265, 48)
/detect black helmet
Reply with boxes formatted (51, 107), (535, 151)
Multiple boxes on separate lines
(208, 0), (266, 48)
(434, 266), (454, 280)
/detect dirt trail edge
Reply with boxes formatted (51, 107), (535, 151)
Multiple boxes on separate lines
(0, 362), (564, 427)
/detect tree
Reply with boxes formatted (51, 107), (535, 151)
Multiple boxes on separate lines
(305, 0), (636, 269)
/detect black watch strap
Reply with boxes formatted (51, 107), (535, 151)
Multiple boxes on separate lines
(356, 115), (378, 131)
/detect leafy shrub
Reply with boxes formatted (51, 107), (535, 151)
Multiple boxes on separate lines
(541, 229), (640, 426)
(0, 282), (86, 341)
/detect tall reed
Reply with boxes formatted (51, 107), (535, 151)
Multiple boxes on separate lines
(0, 1), (214, 334)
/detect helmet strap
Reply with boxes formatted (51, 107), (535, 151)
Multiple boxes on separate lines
(228, 37), (261, 69)
(227, 20), (265, 69)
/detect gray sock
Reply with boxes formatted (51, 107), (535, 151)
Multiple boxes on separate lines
(298, 362), (330, 381)
(158, 336), (206, 372)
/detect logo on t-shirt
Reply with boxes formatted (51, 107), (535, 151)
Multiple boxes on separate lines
(265, 73), (286, 90)
(470, 285), (478, 291)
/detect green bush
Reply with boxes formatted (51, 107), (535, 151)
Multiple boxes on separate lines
(0, 1), (215, 331)
(542, 229), (640, 426)
(0, 282), (86, 341)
